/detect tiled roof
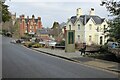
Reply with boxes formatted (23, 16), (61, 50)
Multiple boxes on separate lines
(69, 15), (105, 25)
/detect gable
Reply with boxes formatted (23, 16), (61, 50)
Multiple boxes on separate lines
(88, 18), (96, 25)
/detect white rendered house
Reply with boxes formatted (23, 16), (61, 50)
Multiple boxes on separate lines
(66, 8), (108, 45)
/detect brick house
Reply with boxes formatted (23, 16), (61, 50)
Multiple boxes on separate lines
(19, 15), (42, 37)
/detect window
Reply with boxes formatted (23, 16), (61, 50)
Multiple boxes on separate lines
(100, 27), (102, 32)
(100, 36), (103, 45)
(96, 26), (99, 32)
(89, 24), (92, 26)
(104, 25), (106, 27)
(89, 24), (92, 30)
(78, 35), (80, 43)
(69, 25), (71, 30)
(104, 25), (107, 32)
(89, 35), (92, 41)
(78, 24), (80, 30)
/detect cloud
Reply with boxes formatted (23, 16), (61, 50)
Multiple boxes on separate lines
(5, 1), (107, 28)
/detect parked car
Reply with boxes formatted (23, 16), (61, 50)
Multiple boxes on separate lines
(107, 42), (119, 48)
(10, 39), (16, 44)
(48, 41), (57, 47)
(39, 41), (46, 47)
(39, 41), (45, 45)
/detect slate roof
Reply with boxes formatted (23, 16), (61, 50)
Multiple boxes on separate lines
(37, 29), (49, 34)
(69, 15), (105, 25)
(70, 16), (77, 24)
(60, 22), (66, 28)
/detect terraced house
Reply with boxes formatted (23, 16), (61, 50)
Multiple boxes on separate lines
(19, 15), (42, 37)
(66, 8), (108, 45)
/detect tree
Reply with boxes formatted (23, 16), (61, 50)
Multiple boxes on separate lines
(12, 20), (21, 38)
(0, 0), (11, 23)
(101, 0), (120, 42)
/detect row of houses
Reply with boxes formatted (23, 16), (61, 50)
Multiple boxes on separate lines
(19, 14), (42, 36)
(17, 8), (108, 45)
(18, 15), (64, 42)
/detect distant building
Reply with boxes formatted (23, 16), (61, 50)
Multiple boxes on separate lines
(19, 15), (42, 37)
(66, 8), (108, 45)
(36, 28), (50, 41)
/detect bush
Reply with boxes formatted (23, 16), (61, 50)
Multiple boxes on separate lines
(32, 43), (41, 48)
(24, 42), (34, 48)
(59, 40), (65, 46)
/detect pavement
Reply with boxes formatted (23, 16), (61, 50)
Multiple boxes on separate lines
(32, 48), (120, 73)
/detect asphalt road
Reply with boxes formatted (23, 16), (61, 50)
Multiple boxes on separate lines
(2, 37), (119, 78)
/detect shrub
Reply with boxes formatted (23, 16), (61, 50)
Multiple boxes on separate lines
(24, 42), (34, 48)
(32, 43), (41, 48)
(59, 40), (65, 46)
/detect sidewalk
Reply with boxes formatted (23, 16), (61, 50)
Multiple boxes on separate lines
(32, 48), (120, 73)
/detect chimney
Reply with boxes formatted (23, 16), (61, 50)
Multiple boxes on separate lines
(22, 14), (25, 19)
(89, 8), (95, 15)
(38, 17), (41, 21)
(32, 15), (35, 19)
(76, 8), (82, 18)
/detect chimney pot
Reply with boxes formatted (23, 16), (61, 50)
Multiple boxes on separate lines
(89, 8), (95, 15)
(76, 8), (82, 18)
(38, 17), (41, 20)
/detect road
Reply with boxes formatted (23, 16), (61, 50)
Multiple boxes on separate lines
(2, 37), (119, 78)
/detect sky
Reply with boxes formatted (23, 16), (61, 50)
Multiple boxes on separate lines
(5, 0), (109, 28)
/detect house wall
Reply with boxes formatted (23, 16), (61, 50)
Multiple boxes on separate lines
(85, 18), (96, 45)
(85, 19), (108, 45)
(74, 20), (85, 43)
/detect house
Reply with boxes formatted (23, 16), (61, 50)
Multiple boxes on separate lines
(19, 15), (42, 37)
(36, 28), (50, 41)
(50, 22), (63, 42)
(66, 8), (108, 45)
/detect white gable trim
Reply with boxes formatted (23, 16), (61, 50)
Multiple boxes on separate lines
(101, 19), (107, 24)
(90, 17), (96, 24)
(85, 18), (96, 25)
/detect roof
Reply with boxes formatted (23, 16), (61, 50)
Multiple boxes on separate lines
(70, 16), (77, 24)
(60, 22), (66, 28)
(36, 29), (49, 34)
(69, 15), (105, 25)
(25, 19), (38, 24)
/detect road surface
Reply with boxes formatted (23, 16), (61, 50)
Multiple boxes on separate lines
(2, 37), (119, 78)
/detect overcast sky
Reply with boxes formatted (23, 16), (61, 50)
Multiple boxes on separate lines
(5, 0), (109, 28)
